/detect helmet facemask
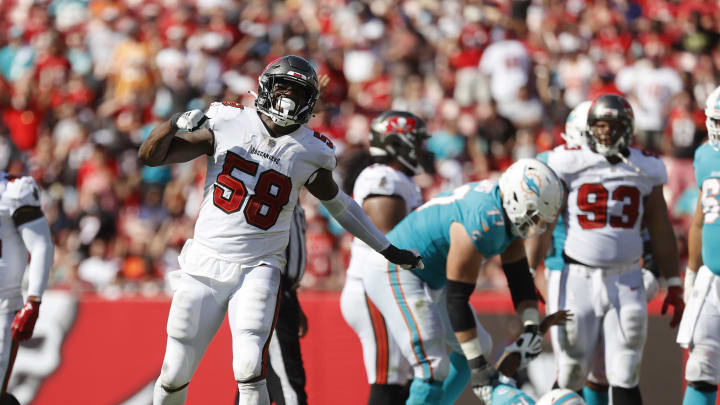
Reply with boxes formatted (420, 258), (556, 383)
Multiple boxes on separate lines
(707, 117), (720, 151)
(257, 75), (318, 127)
(588, 120), (629, 157)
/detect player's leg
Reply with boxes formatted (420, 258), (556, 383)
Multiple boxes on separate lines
(341, 275), (410, 405)
(602, 267), (647, 405)
(266, 285), (307, 405)
(0, 310), (15, 386)
(153, 272), (229, 405)
(228, 264), (282, 405)
(583, 341), (609, 405)
(548, 264), (601, 392)
(682, 270), (720, 405)
(364, 262), (449, 405)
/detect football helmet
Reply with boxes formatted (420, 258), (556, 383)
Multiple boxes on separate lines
(369, 110), (431, 174)
(704, 85), (720, 150)
(536, 389), (586, 405)
(587, 94), (634, 157)
(255, 55), (319, 127)
(498, 159), (564, 238)
(562, 101), (592, 147)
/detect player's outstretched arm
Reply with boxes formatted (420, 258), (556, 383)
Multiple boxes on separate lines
(685, 198), (704, 303)
(138, 110), (214, 166)
(644, 185), (684, 327)
(305, 169), (422, 269)
(12, 209), (53, 341)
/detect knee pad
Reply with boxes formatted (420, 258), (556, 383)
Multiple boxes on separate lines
(618, 308), (647, 350)
(557, 361), (586, 392)
(687, 344), (720, 384)
(407, 378), (443, 405)
(689, 381), (718, 393)
(233, 336), (264, 382)
(159, 341), (196, 388)
(167, 290), (202, 341)
(607, 351), (642, 388)
(236, 283), (277, 333)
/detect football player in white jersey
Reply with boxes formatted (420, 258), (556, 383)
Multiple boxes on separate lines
(139, 55), (423, 405)
(340, 110), (431, 405)
(0, 174), (54, 400)
(526, 94), (684, 405)
(676, 85), (720, 405)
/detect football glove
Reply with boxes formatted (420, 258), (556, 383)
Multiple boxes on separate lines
(503, 324), (543, 369)
(11, 301), (40, 341)
(171, 109), (208, 132)
(381, 245), (424, 270)
(662, 282), (685, 328)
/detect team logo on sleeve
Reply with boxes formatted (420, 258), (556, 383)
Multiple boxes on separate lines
(521, 167), (542, 196)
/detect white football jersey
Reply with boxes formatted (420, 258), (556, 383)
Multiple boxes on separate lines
(0, 174), (41, 301)
(346, 164), (422, 277)
(191, 103), (336, 270)
(546, 145), (667, 267)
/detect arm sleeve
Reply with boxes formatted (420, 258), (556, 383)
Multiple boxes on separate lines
(18, 216), (54, 298)
(320, 189), (390, 252)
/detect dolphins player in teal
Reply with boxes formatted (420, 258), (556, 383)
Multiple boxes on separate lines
(677, 85), (720, 405)
(362, 159), (564, 405)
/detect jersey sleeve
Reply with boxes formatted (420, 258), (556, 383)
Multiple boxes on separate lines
(2, 176), (41, 213)
(544, 148), (575, 187)
(310, 132), (337, 171)
(642, 152), (668, 187)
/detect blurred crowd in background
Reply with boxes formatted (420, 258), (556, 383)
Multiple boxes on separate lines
(1, 0), (718, 296)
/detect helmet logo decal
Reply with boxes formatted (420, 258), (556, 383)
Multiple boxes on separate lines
(385, 116), (416, 135)
(521, 167), (542, 196)
(287, 71), (308, 80)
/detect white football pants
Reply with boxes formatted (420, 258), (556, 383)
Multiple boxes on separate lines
(677, 266), (720, 384)
(153, 244), (281, 405)
(548, 263), (647, 391)
(362, 255), (492, 383)
(341, 274), (413, 385)
(0, 295), (22, 387)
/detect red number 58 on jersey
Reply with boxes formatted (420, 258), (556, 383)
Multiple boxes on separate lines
(213, 151), (292, 230)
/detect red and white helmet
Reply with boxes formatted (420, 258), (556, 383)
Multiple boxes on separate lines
(704, 85), (720, 150)
(562, 101), (592, 147)
(498, 159), (564, 238)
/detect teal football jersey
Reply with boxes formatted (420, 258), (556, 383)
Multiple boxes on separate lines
(694, 142), (720, 275)
(490, 384), (535, 405)
(537, 150), (566, 271)
(387, 181), (516, 289)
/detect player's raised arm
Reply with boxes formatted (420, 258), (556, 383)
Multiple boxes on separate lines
(7, 178), (54, 341)
(644, 184), (684, 327)
(304, 168), (422, 269)
(138, 110), (214, 166)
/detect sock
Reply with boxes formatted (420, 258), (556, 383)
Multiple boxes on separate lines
(368, 384), (408, 405)
(440, 351), (471, 405)
(583, 385), (609, 405)
(612, 385), (642, 405)
(237, 380), (269, 405)
(153, 378), (188, 405)
(407, 378), (443, 405)
(683, 384), (718, 405)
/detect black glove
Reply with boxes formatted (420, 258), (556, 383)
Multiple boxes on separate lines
(503, 324), (543, 369)
(380, 245), (424, 270)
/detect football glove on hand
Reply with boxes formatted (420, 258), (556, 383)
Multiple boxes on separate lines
(381, 245), (424, 270)
(662, 285), (685, 328)
(504, 324), (543, 369)
(467, 356), (497, 402)
(11, 301), (40, 341)
(171, 109), (207, 132)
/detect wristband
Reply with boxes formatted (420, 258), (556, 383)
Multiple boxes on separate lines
(666, 276), (682, 288)
(460, 339), (484, 360)
(520, 307), (540, 327)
